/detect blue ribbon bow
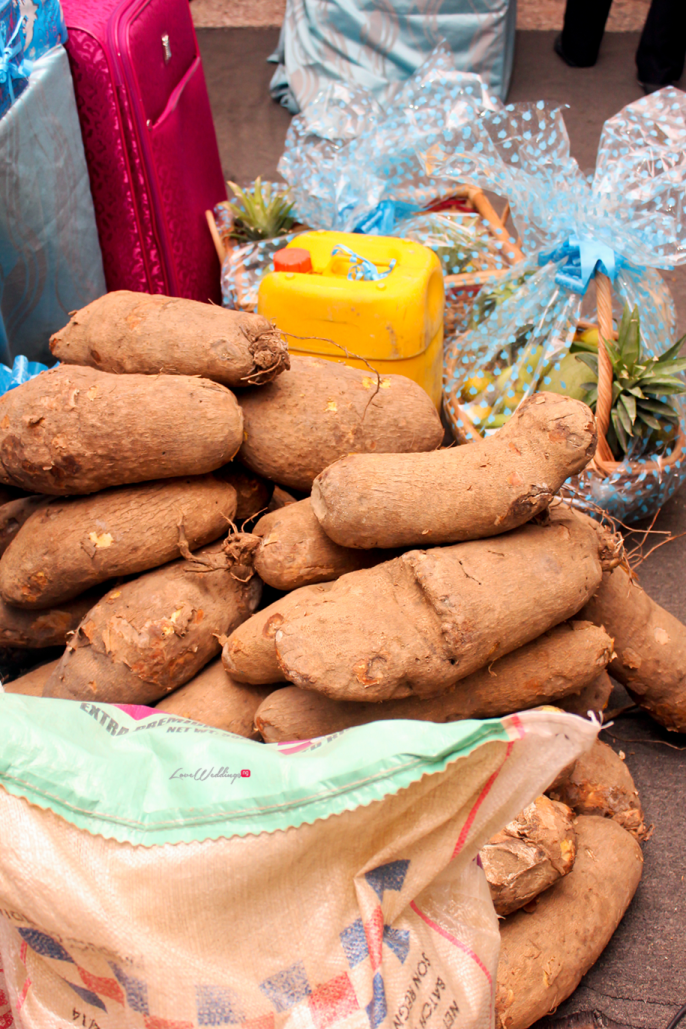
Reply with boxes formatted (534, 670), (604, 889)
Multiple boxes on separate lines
(331, 244), (396, 281)
(538, 234), (618, 294)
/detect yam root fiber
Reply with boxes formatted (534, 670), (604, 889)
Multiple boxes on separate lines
(3, 658), (60, 696)
(0, 496), (48, 557)
(50, 290), (289, 386)
(43, 545), (261, 705)
(549, 739), (649, 841)
(495, 815), (643, 1029)
(0, 365), (243, 495)
(237, 355), (443, 491)
(581, 564), (686, 731)
(222, 584), (334, 685)
(271, 506), (615, 702)
(214, 463), (272, 522)
(557, 670), (613, 719)
(252, 499), (384, 591)
(480, 795), (577, 917)
(155, 658), (276, 738)
(0, 590), (101, 649)
(310, 392), (597, 549)
(0, 475), (238, 608)
(255, 621), (613, 741)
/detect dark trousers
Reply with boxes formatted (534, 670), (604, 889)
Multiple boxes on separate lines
(559, 0), (686, 84)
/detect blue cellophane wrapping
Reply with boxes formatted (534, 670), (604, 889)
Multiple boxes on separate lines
(0, 0), (67, 120)
(426, 88), (686, 523)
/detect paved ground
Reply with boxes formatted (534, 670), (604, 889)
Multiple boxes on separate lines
(197, 28), (686, 1029)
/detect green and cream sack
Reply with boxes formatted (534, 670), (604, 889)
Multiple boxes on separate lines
(0, 698), (597, 1028)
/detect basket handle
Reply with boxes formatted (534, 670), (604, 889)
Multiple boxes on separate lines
(594, 272), (618, 467)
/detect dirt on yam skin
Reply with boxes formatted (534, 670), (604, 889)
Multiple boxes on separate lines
(581, 564), (686, 732)
(480, 795), (577, 917)
(495, 815), (643, 1029)
(0, 365), (243, 495)
(50, 290), (290, 386)
(155, 658), (277, 738)
(43, 544), (261, 705)
(272, 506), (616, 702)
(237, 355), (443, 492)
(0, 475), (238, 608)
(252, 498), (385, 591)
(311, 392), (597, 549)
(255, 621), (613, 741)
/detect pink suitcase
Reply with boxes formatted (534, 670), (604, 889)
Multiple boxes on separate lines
(61, 0), (226, 302)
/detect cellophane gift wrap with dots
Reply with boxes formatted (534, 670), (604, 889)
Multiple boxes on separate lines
(424, 88), (686, 523)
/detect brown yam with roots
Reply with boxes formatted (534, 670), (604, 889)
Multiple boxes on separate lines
(310, 392), (597, 549)
(255, 621), (613, 741)
(0, 590), (102, 649)
(251, 499), (385, 591)
(549, 739), (649, 841)
(495, 816), (643, 1029)
(43, 544), (261, 705)
(50, 291), (289, 386)
(480, 795), (577, 917)
(0, 365), (243, 495)
(214, 463), (273, 523)
(155, 658), (277, 737)
(2, 659), (60, 696)
(0, 475), (238, 609)
(237, 355), (443, 492)
(581, 564), (686, 731)
(269, 506), (619, 702)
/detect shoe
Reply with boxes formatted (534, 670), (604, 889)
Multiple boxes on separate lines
(554, 33), (593, 69)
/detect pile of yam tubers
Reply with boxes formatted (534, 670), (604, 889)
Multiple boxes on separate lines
(1, 289), (684, 1029)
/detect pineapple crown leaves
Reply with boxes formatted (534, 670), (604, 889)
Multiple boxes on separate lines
(572, 303), (686, 457)
(227, 177), (296, 242)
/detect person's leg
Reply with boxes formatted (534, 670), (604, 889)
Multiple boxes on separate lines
(556, 0), (614, 67)
(636, 0), (686, 87)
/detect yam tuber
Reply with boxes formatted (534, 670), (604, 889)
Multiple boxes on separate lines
(557, 670), (613, 719)
(3, 658), (60, 696)
(0, 591), (101, 649)
(252, 499), (384, 591)
(310, 392), (597, 549)
(214, 463), (272, 522)
(155, 658), (277, 738)
(0, 365), (243, 495)
(581, 564), (686, 731)
(480, 795), (577, 917)
(255, 621), (613, 741)
(237, 355), (443, 491)
(549, 738), (649, 841)
(495, 816), (643, 1029)
(50, 291), (289, 385)
(272, 506), (617, 702)
(0, 475), (237, 608)
(43, 544), (261, 705)
(0, 496), (48, 557)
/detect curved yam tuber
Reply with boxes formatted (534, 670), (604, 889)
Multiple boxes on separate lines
(0, 366), (243, 495)
(253, 499), (384, 591)
(43, 545), (261, 705)
(237, 355), (443, 491)
(310, 392), (597, 549)
(480, 795), (577, 917)
(581, 564), (686, 731)
(222, 583), (334, 685)
(0, 476), (237, 608)
(557, 670), (613, 719)
(549, 739), (648, 840)
(155, 658), (277, 738)
(3, 659), (60, 696)
(273, 506), (611, 702)
(50, 291), (289, 386)
(0, 496), (48, 557)
(255, 621), (613, 741)
(0, 591), (100, 649)
(495, 816), (643, 1029)
(214, 463), (273, 523)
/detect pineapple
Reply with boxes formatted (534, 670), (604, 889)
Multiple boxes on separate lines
(572, 304), (686, 460)
(226, 177), (295, 243)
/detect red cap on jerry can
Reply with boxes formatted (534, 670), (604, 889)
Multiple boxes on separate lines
(273, 248), (313, 273)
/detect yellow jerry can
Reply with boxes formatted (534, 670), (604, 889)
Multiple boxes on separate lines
(257, 230), (445, 407)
